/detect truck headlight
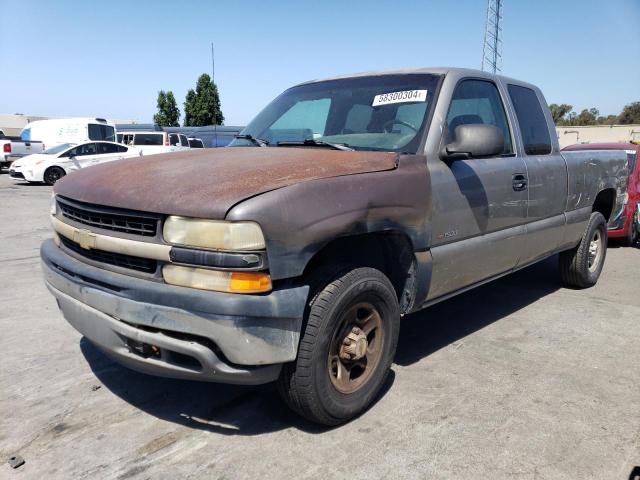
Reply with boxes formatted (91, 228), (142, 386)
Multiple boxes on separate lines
(163, 216), (265, 250)
(162, 265), (271, 293)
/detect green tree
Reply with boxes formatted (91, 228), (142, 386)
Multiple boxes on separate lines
(183, 73), (224, 126)
(618, 101), (640, 124)
(574, 108), (598, 126)
(597, 115), (618, 125)
(549, 103), (573, 125)
(183, 89), (196, 127)
(153, 90), (180, 127)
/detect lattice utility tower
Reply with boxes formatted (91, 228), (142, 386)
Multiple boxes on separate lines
(481, 0), (503, 73)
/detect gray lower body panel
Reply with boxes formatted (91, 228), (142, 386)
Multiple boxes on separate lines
(41, 239), (309, 385)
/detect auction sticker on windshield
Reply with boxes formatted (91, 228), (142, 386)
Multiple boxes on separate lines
(372, 90), (427, 106)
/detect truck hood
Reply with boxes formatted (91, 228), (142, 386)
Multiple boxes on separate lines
(54, 147), (398, 218)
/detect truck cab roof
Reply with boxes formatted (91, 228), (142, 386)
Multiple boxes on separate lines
(298, 67), (540, 92)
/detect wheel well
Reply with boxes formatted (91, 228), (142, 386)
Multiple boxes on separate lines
(593, 188), (616, 221)
(44, 165), (66, 176)
(302, 232), (416, 312)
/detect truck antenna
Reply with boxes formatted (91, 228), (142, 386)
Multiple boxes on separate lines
(211, 42), (216, 83)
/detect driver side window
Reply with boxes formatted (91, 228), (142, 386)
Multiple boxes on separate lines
(64, 143), (97, 157)
(446, 79), (513, 154)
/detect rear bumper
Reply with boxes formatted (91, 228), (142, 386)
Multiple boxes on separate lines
(41, 239), (309, 385)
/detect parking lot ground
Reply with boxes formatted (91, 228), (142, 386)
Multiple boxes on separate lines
(0, 173), (638, 480)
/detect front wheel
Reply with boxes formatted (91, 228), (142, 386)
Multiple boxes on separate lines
(277, 267), (400, 426)
(559, 211), (607, 288)
(43, 166), (66, 186)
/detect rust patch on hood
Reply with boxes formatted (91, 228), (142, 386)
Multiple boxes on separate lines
(54, 147), (398, 219)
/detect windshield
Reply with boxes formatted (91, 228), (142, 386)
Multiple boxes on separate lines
(230, 74), (441, 153)
(44, 143), (76, 155)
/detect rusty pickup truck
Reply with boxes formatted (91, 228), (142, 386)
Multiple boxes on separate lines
(42, 68), (628, 425)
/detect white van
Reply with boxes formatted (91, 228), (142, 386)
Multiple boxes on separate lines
(116, 131), (190, 155)
(19, 118), (116, 149)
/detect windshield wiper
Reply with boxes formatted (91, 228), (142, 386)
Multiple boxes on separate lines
(234, 134), (269, 147)
(277, 139), (354, 151)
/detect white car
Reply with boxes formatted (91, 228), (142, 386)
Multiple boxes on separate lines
(9, 141), (141, 185)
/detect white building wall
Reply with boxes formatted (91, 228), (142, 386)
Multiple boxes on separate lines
(556, 125), (640, 148)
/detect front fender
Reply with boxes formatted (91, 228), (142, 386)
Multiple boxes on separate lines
(226, 155), (432, 280)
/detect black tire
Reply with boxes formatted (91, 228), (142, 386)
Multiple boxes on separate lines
(559, 211), (607, 288)
(43, 166), (66, 186)
(277, 267), (400, 426)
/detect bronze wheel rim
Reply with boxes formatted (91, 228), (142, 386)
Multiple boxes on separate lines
(328, 301), (384, 394)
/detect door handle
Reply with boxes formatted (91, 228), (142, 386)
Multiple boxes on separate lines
(513, 174), (528, 191)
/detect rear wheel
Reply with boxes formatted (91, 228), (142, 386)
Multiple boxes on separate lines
(43, 166), (66, 186)
(559, 211), (607, 288)
(277, 267), (400, 426)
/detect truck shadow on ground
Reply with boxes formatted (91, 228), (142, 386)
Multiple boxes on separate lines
(395, 255), (561, 366)
(608, 237), (640, 249)
(81, 255), (561, 435)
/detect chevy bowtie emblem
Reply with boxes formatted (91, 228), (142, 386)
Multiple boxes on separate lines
(73, 229), (96, 250)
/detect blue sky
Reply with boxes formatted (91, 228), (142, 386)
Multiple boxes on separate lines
(0, 0), (638, 125)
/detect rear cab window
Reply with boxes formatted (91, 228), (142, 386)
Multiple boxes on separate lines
(507, 85), (552, 155)
(179, 134), (189, 147)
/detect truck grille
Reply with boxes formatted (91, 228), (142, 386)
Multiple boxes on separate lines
(60, 235), (158, 273)
(57, 196), (159, 237)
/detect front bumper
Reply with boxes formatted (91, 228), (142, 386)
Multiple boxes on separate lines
(41, 239), (309, 385)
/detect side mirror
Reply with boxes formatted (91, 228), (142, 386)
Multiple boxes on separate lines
(441, 124), (504, 160)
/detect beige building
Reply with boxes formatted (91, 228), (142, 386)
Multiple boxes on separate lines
(556, 124), (640, 148)
(0, 114), (51, 136)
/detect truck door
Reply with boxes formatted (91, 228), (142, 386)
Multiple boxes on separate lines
(506, 84), (568, 265)
(426, 78), (528, 300)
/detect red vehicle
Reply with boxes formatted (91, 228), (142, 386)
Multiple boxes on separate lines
(563, 143), (640, 246)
